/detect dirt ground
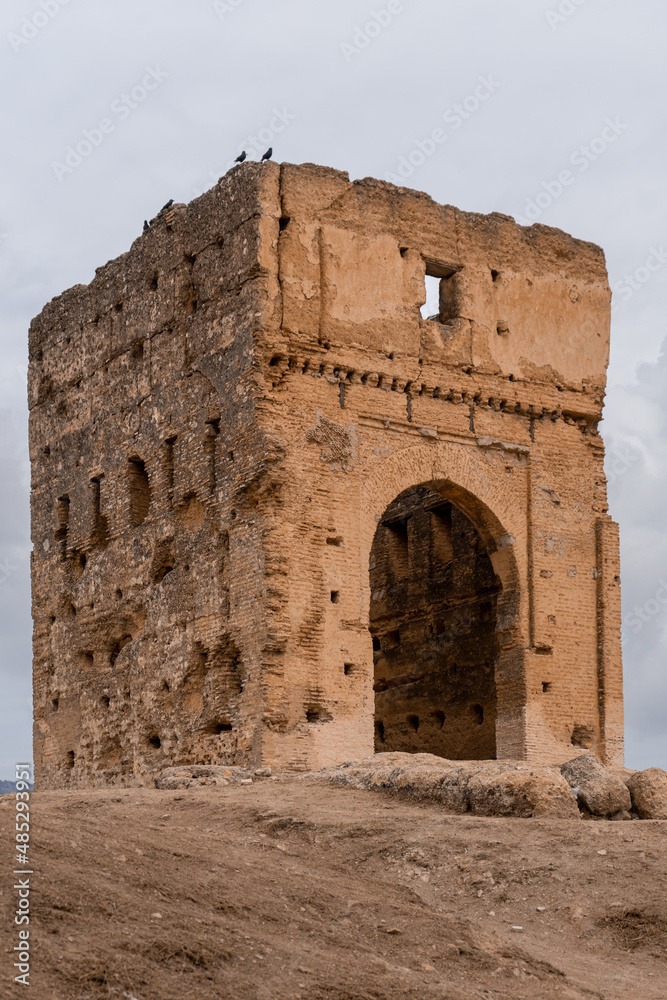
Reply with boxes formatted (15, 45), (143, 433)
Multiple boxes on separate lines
(1, 777), (665, 1000)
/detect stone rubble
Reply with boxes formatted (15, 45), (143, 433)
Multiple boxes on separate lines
(154, 764), (257, 790)
(314, 751), (580, 819)
(154, 753), (667, 822)
(625, 767), (667, 820)
(560, 752), (632, 818)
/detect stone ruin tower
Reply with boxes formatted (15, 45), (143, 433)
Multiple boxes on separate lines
(29, 162), (623, 788)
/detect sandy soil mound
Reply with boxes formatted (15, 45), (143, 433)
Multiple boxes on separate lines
(1, 779), (665, 999)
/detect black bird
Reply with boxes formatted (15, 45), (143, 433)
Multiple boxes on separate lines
(160, 199), (174, 212)
(143, 220), (150, 232)
(235, 150), (247, 164)
(261, 147), (273, 162)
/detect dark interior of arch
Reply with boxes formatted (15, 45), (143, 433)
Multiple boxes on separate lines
(370, 485), (502, 760)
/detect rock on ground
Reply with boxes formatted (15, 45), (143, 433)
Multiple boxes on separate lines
(626, 767), (667, 819)
(560, 752), (632, 817)
(154, 764), (255, 789)
(317, 752), (580, 819)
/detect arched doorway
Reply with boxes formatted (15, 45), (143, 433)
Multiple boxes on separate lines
(370, 484), (502, 760)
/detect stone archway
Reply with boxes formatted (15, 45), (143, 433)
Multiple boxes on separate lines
(370, 485), (502, 759)
(360, 441), (528, 761)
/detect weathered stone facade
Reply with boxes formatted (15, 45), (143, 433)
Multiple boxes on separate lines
(29, 162), (623, 788)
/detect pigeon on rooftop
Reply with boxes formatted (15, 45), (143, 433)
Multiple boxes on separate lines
(235, 151), (247, 163)
(160, 199), (174, 212)
(261, 147), (273, 162)
(143, 220), (150, 232)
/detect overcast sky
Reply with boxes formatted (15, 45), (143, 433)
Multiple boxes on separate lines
(1, 0), (665, 778)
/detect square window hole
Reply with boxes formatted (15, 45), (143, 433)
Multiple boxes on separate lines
(330, 590), (340, 604)
(421, 261), (458, 320)
(306, 706), (333, 724)
(343, 663), (354, 676)
(421, 274), (441, 320)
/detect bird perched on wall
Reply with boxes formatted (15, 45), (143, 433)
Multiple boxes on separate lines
(235, 151), (247, 163)
(261, 147), (273, 162)
(143, 220), (150, 232)
(160, 199), (174, 212)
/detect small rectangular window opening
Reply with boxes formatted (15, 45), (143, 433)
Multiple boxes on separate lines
(430, 506), (453, 567)
(385, 629), (401, 649)
(421, 274), (441, 320)
(383, 519), (409, 578)
(421, 259), (459, 321)
(90, 476), (109, 548)
(128, 457), (151, 527)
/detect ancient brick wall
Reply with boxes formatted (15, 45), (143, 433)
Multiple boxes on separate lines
(29, 161), (623, 787)
(29, 166), (282, 787)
